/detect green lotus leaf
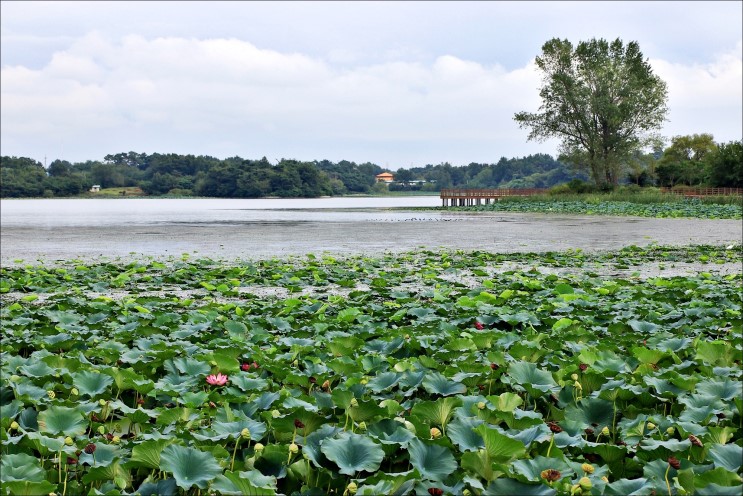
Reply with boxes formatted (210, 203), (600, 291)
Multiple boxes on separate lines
(628, 320), (659, 334)
(320, 431), (384, 475)
(694, 467), (743, 490)
(407, 438), (457, 481)
(78, 442), (120, 467)
(211, 470), (277, 495)
(23, 431), (66, 454)
(165, 357), (211, 377)
(18, 361), (57, 378)
(363, 337), (405, 355)
(411, 397), (461, 429)
(475, 424), (526, 462)
(604, 478), (653, 496)
(696, 484), (743, 496)
(229, 375), (268, 392)
(511, 456), (573, 482)
(696, 341), (738, 367)
(134, 478), (178, 496)
(709, 443), (743, 472)
(73, 370), (114, 397)
(563, 398), (614, 430)
(127, 439), (171, 469)
(696, 378), (743, 401)
(327, 335), (364, 356)
(159, 444), (223, 490)
(366, 419), (416, 446)
(447, 416), (485, 452)
(0, 453), (47, 483)
(367, 372), (402, 393)
(507, 361), (559, 394)
(483, 478), (557, 496)
(421, 372), (467, 396)
(509, 424), (551, 447)
(489, 392), (524, 412)
(37, 405), (87, 436)
(212, 419), (267, 441)
(81, 460), (131, 490)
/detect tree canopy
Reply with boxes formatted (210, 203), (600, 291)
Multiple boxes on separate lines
(514, 37), (668, 187)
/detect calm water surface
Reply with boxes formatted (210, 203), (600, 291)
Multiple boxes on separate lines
(0, 197), (443, 227)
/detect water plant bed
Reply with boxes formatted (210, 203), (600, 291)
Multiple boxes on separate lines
(448, 199), (743, 219)
(1, 245), (741, 495)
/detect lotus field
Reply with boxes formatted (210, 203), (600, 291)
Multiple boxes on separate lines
(1, 245), (742, 495)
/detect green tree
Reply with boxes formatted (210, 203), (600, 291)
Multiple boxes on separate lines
(705, 140), (743, 188)
(655, 134), (716, 187)
(514, 38), (668, 187)
(0, 156), (48, 197)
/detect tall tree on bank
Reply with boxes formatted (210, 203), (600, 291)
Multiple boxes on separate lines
(514, 38), (668, 187)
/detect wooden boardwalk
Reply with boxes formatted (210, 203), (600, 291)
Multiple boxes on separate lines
(439, 188), (548, 206)
(440, 187), (742, 207)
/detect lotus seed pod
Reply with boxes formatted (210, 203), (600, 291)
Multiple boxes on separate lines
(112, 436), (120, 444)
(97, 425), (106, 434)
(357, 422), (367, 431)
(241, 428), (251, 439)
(601, 426), (610, 436)
(463, 490), (472, 496)
(289, 443), (299, 454)
(254, 443), (265, 452)
(10, 375), (20, 382)
(292, 360), (298, 367)
(360, 378), (368, 385)
(430, 427), (442, 439)
(570, 484), (582, 496)
(571, 373), (579, 381)
(579, 477), (592, 490)
(70, 388), (79, 396)
(666, 426), (675, 435)
(581, 463), (594, 474)
(346, 482), (358, 495)
(601, 476), (609, 483)
(271, 409), (281, 418)
(99, 399), (107, 407)
(350, 398), (359, 408)
(10, 421), (20, 431)
(646, 422), (656, 430)
(477, 401), (486, 410)
(47, 390), (56, 399)
(64, 436), (74, 446)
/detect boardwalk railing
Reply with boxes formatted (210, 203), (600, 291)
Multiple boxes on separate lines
(439, 188), (548, 206)
(440, 187), (742, 207)
(660, 187), (743, 197)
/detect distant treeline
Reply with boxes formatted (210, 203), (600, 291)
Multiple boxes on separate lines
(0, 152), (585, 198)
(2, 136), (739, 198)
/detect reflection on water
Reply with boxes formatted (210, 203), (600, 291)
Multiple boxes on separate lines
(0, 197), (444, 227)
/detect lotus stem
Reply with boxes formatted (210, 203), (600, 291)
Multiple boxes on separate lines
(664, 464), (672, 496)
(547, 433), (554, 457)
(230, 437), (240, 471)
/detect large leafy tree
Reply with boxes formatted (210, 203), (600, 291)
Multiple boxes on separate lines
(514, 38), (668, 187)
(655, 133), (716, 187)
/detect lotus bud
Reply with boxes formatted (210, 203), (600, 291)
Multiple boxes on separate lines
(360, 378), (368, 385)
(350, 398), (359, 408)
(99, 399), (107, 407)
(64, 436), (74, 446)
(601, 476), (609, 483)
(9, 421), (20, 431)
(430, 427), (442, 439)
(97, 425), (106, 434)
(254, 443), (265, 453)
(571, 373), (579, 381)
(462, 490), (471, 496)
(579, 477), (592, 490)
(271, 409), (281, 418)
(570, 484), (582, 496)
(346, 482), (358, 495)
(581, 463), (594, 474)
(241, 427), (251, 439)
(477, 401), (486, 410)
(666, 426), (675, 435)
(292, 359), (298, 367)
(601, 426), (610, 436)
(9, 375), (20, 382)
(70, 388), (79, 396)
(47, 390), (56, 399)
(112, 436), (120, 444)
(646, 422), (656, 431)
(321, 380), (331, 391)
(357, 421), (367, 431)
(289, 443), (299, 454)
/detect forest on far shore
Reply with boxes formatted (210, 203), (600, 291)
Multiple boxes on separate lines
(1, 135), (740, 198)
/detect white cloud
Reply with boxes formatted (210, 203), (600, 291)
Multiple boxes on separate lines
(1, 32), (741, 165)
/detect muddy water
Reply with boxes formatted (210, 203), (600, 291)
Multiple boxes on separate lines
(1, 198), (741, 263)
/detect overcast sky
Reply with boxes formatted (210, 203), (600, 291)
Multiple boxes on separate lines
(1, 1), (741, 169)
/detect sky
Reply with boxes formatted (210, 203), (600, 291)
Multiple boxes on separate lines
(1, 1), (741, 169)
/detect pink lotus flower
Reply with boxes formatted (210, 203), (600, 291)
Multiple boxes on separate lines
(206, 373), (228, 386)
(474, 321), (484, 330)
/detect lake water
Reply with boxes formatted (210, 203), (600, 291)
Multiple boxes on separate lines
(1, 197), (741, 262)
(0, 197), (443, 228)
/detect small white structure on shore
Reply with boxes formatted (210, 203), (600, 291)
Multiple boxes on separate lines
(90, 185), (101, 192)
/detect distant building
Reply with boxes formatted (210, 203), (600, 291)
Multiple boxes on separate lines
(375, 172), (394, 183)
(90, 185), (101, 192)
